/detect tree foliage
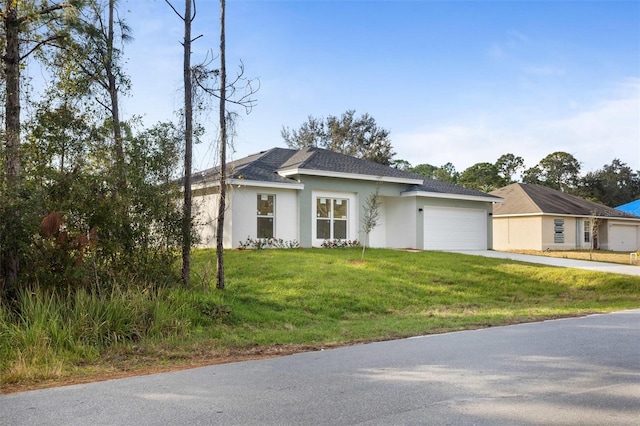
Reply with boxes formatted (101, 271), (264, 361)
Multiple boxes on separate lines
(458, 162), (502, 192)
(574, 159), (640, 207)
(409, 162), (459, 184)
(281, 110), (396, 165)
(523, 151), (581, 192)
(495, 153), (524, 184)
(1, 1), (187, 301)
(1, 0), (83, 296)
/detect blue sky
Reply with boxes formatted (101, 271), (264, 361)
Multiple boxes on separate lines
(121, 0), (640, 175)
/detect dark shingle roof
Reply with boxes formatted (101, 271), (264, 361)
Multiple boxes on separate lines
(191, 146), (500, 199)
(278, 147), (422, 180)
(490, 183), (640, 219)
(190, 148), (299, 186)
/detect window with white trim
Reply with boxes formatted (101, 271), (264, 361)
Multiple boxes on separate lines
(316, 197), (348, 240)
(584, 220), (591, 243)
(257, 194), (275, 239)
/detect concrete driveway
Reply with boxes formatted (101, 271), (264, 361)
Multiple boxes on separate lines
(456, 250), (640, 276)
(2, 310), (639, 425)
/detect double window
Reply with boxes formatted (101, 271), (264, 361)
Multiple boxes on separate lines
(316, 197), (348, 240)
(257, 194), (274, 239)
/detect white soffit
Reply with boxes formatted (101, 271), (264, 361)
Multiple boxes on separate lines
(403, 190), (503, 204)
(193, 179), (304, 190)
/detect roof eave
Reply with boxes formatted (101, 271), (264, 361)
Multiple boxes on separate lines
(193, 178), (304, 190)
(277, 168), (424, 185)
(402, 190), (503, 203)
(493, 212), (640, 221)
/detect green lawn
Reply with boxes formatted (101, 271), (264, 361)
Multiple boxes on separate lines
(2, 248), (639, 392)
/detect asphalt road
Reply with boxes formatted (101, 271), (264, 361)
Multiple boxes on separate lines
(2, 310), (639, 425)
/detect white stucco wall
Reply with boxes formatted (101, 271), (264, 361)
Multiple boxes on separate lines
(194, 186), (299, 249)
(231, 186), (299, 247)
(366, 196), (387, 248)
(385, 196), (417, 249)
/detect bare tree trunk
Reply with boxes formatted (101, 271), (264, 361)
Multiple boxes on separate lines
(106, 0), (125, 193)
(1, 3), (22, 293)
(181, 0), (193, 286)
(215, 0), (226, 290)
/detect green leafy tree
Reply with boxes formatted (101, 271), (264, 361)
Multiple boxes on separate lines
(434, 162), (459, 185)
(1, 0), (82, 296)
(495, 153), (525, 185)
(458, 162), (502, 192)
(539, 151), (581, 191)
(523, 152), (581, 192)
(391, 159), (411, 171)
(576, 159), (640, 207)
(522, 165), (542, 185)
(409, 163), (439, 179)
(282, 110), (396, 165)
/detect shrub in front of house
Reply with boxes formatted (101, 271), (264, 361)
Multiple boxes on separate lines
(321, 239), (361, 248)
(238, 237), (300, 249)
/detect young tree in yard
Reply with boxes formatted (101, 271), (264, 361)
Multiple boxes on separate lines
(587, 212), (601, 260)
(282, 110), (396, 165)
(361, 186), (381, 261)
(0, 0), (80, 297)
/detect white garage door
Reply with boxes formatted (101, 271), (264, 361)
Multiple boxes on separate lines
(609, 224), (639, 251)
(423, 206), (487, 250)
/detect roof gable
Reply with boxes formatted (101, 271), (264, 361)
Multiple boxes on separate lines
(191, 146), (501, 200)
(491, 183), (640, 219)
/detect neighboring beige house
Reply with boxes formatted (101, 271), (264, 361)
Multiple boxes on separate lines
(490, 183), (640, 252)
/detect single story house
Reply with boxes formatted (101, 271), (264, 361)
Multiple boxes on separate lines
(191, 147), (502, 250)
(490, 183), (640, 252)
(616, 199), (640, 217)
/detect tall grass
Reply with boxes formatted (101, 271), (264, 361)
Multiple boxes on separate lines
(2, 248), (639, 389)
(0, 285), (204, 385)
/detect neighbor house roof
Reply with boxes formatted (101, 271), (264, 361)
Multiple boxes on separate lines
(616, 199), (640, 217)
(490, 183), (640, 219)
(191, 146), (502, 201)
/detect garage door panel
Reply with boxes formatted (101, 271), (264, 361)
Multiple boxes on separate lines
(609, 224), (639, 251)
(423, 207), (487, 251)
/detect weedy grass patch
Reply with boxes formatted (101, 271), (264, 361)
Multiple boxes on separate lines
(2, 248), (639, 391)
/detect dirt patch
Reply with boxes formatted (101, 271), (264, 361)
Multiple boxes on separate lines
(505, 250), (637, 265)
(1, 344), (327, 395)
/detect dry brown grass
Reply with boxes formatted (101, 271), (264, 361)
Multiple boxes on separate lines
(506, 249), (639, 265)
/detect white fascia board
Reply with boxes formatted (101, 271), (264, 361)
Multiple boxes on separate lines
(277, 168), (424, 185)
(193, 178), (304, 190)
(402, 190), (503, 204)
(229, 178), (304, 190)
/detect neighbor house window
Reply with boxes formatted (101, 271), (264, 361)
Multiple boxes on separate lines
(554, 218), (565, 243)
(257, 194), (275, 239)
(316, 197), (348, 240)
(584, 220), (591, 243)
